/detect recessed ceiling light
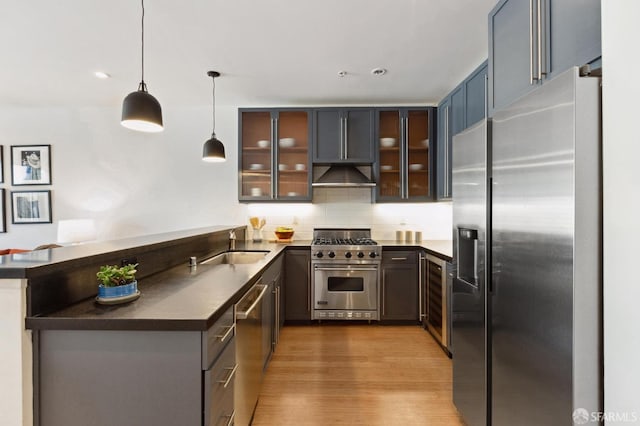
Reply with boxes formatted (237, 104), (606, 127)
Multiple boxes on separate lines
(371, 67), (387, 76)
(94, 71), (111, 79)
(337, 70), (347, 77)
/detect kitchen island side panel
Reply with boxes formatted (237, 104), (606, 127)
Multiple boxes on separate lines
(37, 329), (202, 426)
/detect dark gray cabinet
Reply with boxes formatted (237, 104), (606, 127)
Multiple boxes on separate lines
(375, 108), (435, 202)
(436, 98), (452, 200)
(284, 248), (311, 321)
(313, 108), (375, 163)
(450, 86), (465, 136)
(381, 250), (419, 321)
(437, 61), (488, 201)
(464, 62), (488, 128)
(262, 254), (284, 358)
(36, 306), (236, 426)
(488, 0), (601, 114)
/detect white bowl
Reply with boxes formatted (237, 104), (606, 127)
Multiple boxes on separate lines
(421, 139), (430, 148)
(380, 137), (396, 148)
(250, 187), (262, 196)
(278, 164), (288, 171)
(249, 163), (264, 170)
(294, 163), (306, 171)
(279, 138), (295, 148)
(287, 192), (299, 197)
(256, 140), (269, 148)
(409, 163), (424, 171)
(380, 165), (393, 171)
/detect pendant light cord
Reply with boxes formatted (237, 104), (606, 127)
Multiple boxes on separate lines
(211, 77), (216, 136)
(139, 0), (147, 91)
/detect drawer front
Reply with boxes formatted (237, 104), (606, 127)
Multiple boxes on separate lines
(203, 305), (235, 369)
(382, 250), (417, 264)
(204, 336), (236, 426)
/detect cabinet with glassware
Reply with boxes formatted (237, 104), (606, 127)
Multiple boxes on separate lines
(375, 107), (435, 202)
(238, 108), (312, 202)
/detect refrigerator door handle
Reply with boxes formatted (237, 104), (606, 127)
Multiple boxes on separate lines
(529, 0), (536, 84)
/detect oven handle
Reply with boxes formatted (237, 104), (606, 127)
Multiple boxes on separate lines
(314, 266), (379, 272)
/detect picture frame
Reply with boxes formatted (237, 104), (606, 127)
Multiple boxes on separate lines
(0, 189), (5, 233)
(11, 145), (51, 185)
(11, 190), (52, 224)
(0, 145), (4, 183)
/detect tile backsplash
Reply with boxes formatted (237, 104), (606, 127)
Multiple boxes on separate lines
(244, 188), (452, 241)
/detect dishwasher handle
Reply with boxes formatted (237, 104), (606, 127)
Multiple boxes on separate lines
(235, 283), (269, 319)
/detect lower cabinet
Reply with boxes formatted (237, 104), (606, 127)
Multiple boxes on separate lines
(284, 248), (311, 321)
(381, 250), (419, 321)
(261, 254), (283, 369)
(36, 305), (236, 426)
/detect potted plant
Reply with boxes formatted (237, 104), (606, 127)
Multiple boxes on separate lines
(96, 263), (139, 303)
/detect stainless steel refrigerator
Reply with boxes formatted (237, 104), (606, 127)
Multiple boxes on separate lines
(452, 67), (602, 425)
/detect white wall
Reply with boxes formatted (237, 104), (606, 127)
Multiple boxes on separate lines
(0, 105), (450, 249)
(602, 1), (640, 423)
(0, 105), (243, 248)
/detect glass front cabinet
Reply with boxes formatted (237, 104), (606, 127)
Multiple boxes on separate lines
(239, 109), (312, 202)
(375, 107), (435, 202)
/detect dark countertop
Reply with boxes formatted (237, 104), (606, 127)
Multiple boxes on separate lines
(0, 225), (241, 278)
(380, 240), (453, 261)
(26, 241), (290, 332)
(23, 236), (451, 333)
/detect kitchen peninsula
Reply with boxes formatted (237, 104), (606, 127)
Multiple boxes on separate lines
(0, 226), (451, 426)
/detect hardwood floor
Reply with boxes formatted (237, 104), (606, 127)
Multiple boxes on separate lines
(252, 324), (465, 426)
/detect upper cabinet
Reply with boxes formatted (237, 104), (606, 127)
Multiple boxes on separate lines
(488, 0), (601, 114)
(239, 109), (312, 202)
(313, 108), (375, 164)
(375, 108), (435, 202)
(436, 61), (488, 201)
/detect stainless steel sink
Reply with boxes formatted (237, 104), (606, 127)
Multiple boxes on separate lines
(201, 250), (269, 266)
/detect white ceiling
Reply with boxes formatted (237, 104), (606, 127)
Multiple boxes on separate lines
(0, 0), (498, 108)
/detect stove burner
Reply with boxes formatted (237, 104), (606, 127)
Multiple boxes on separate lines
(312, 237), (378, 246)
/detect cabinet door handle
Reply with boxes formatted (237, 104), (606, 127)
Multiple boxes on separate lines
(215, 323), (235, 343)
(529, 0), (535, 84)
(391, 257), (408, 261)
(223, 410), (236, 426)
(418, 254), (425, 320)
(217, 364), (238, 388)
(402, 116), (409, 199)
(272, 118), (278, 198)
(343, 115), (349, 159)
(382, 277), (386, 316)
(444, 106), (450, 196)
(537, 0), (546, 80)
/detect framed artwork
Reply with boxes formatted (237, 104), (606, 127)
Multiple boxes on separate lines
(11, 145), (52, 185)
(11, 190), (52, 224)
(0, 145), (4, 183)
(0, 189), (5, 233)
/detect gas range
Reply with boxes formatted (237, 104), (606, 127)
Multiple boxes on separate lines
(311, 228), (381, 262)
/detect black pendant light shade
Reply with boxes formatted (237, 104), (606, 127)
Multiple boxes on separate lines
(202, 71), (226, 162)
(122, 82), (163, 132)
(121, 0), (163, 133)
(203, 134), (226, 162)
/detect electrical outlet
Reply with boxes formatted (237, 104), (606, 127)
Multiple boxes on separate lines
(121, 257), (138, 266)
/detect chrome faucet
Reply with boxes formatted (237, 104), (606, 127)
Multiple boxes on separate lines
(229, 230), (236, 251)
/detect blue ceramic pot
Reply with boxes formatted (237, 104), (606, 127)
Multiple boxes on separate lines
(98, 281), (137, 298)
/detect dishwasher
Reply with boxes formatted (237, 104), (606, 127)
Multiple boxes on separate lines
(234, 280), (269, 426)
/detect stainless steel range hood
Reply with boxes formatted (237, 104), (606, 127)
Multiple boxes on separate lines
(312, 165), (376, 187)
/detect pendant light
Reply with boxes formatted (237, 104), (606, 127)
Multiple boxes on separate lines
(121, 0), (163, 132)
(202, 71), (226, 162)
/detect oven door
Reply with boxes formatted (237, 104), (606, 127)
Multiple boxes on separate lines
(313, 264), (378, 311)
